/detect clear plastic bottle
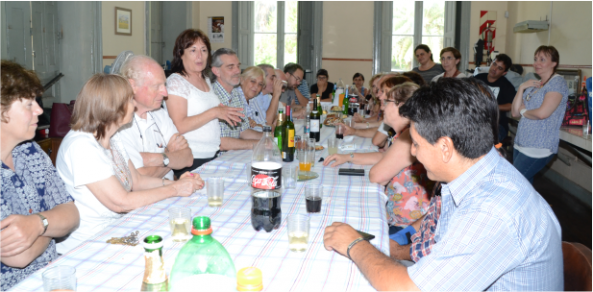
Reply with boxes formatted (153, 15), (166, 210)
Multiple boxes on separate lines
(168, 216), (237, 291)
(251, 126), (283, 232)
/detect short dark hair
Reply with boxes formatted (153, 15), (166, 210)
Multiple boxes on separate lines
(401, 71), (426, 87)
(1, 60), (43, 122)
(494, 53), (512, 72)
(353, 73), (365, 81)
(399, 78), (495, 159)
(464, 78), (500, 144)
(316, 69), (328, 78)
(414, 44), (434, 61)
(171, 29), (212, 79)
(379, 75), (412, 89)
(283, 63), (304, 75)
(534, 45), (560, 73)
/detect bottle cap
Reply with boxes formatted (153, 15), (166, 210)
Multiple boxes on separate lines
(237, 267), (263, 291)
(263, 126), (272, 132)
(191, 216), (213, 235)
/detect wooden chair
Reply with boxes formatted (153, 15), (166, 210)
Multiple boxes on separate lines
(562, 241), (592, 291)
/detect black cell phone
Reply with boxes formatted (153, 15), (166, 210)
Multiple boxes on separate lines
(338, 168), (365, 176)
(356, 230), (375, 241)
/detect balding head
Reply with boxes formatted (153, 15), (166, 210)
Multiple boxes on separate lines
(275, 69), (287, 81)
(120, 55), (168, 117)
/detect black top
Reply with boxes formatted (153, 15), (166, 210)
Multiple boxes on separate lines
(474, 73), (517, 130)
(310, 82), (335, 101)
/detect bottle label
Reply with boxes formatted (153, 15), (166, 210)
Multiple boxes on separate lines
(288, 129), (295, 147)
(251, 162), (282, 189)
(310, 120), (320, 132)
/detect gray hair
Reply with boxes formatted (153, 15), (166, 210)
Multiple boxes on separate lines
(120, 55), (159, 85)
(211, 48), (238, 68)
(257, 64), (274, 77)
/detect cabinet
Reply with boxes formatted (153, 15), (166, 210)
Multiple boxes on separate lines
(36, 137), (62, 166)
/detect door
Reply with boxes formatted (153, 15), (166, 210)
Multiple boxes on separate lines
(4, 1), (32, 69)
(150, 1), (163, 64)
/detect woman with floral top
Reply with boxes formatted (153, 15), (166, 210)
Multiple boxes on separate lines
(0, 60), (80, 290)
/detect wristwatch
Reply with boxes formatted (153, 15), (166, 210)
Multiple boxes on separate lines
(35, 213), (48, 235)
(162, 153), (170, 167)
(350, 153), (355, 162)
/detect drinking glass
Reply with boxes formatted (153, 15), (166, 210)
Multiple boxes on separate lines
(336, 124), (345, 140)
(305, 185), (323, 213)
(327, 137), (339, 155)
(206, 177), (224, 207)
(283, 164), (298, 189)
(287, 214), (310, 252)
(168, 207), (191, 242)
(365, 103), (373, 117)
(294, 135), (303, 158)
(245, 162), (252, 187)
(42, 266), (77, 292)
(298, 150), (312, 171)
(308, 138), (316, 167)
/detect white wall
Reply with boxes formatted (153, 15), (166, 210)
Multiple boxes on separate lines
(196, 1), (233, 52)
(102, 1), (145, 67)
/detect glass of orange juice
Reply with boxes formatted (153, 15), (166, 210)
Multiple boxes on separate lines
(298, 150), (312, 171)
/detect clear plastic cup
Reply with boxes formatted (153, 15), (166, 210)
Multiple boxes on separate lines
(283, 164), (298, 189)
(287, 214), (310, 252)
(206, 177), (224, 207)
(305, 185), (323, 213)
(168, 207), (191, 242)
(42, 265), (77, 292)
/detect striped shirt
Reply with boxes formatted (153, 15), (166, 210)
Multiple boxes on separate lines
(408, 147), (563, 291)
(213, 81), (249, 138)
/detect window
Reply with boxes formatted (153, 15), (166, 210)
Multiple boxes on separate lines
(253, 1), (298, 68)
(391, 1), (445, 71)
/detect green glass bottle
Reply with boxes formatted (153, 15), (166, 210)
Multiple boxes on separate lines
(316, 95), (323, 129)
(169, 216), (237, 291)
(274, 112), (284, 151)
(141, 235), (168, 292)
(282, 105), (295, 162)
(342, 86), (350, 116)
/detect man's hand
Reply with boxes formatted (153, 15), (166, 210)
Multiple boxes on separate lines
(272, 76), (283, 97)
(322, 154), (350, 167)
(323, 222), (363, 257)
(0, 215), (44, 257)
(352, 112), (364, 123)
(248, 117), (260, 129)
(166, 133), (188, 153)
(217, 104), (245, 126)
(336, 123), (356, 136)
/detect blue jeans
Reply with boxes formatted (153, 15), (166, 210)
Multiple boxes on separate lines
(513, 148), (554, 184)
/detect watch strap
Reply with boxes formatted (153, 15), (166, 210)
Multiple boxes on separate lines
(35, 213), (48, 235)
(162, 153), (169, 167)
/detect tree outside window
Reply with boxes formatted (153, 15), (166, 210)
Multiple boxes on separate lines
(254, 1), (298, 68)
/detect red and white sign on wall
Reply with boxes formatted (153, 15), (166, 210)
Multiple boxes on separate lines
(479, 11), (497, 55)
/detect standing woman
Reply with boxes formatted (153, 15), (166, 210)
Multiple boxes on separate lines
(431, 47), (467, 82)
(1, 61), (79, 290)
(412, 44), (444, 84)
(165, 29), (243, 174)
(310, 69), (334, 102)
(511, 46), (568, 183)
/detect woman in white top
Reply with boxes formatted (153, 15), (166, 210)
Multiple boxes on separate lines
(431, 47), (467, 82)
(56, 74), (203, 254)
(166, 29), (243, 174)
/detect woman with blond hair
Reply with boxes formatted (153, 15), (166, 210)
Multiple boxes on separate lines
(56, 74), (203, 254)
(238, 66), (267, 130)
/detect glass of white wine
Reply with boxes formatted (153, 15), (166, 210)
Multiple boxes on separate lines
(168, 207), (192, 242)
(287, 214), (310, 252)
(206, 177), (224, 207)
(327, 137), (339, 155)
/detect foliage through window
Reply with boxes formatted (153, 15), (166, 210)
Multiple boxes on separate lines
(391, 1), (445, 71)
(254, 1), (298, 68)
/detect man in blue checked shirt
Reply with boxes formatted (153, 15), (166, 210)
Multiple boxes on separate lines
(324, 78), (563, 291)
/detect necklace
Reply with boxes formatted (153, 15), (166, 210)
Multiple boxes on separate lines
(526, 74), (556, 101)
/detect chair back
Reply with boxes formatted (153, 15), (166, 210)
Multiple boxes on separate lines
(562, 241), (592, 291)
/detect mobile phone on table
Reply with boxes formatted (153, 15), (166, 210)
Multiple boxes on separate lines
(338, 168), (365, 176)
(356, 230), (375, 241)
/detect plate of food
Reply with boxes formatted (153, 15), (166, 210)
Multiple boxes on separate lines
(323, 115), (342, 127)
(315, 145), (324, 151)
(330, 105), (343, 113)
(298, 171), (319, 181)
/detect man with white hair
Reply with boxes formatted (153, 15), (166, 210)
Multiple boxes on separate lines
(115, 55), (193, 181)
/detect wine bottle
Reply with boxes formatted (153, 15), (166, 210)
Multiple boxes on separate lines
(282, 105), (295, 162)
(310, 99), (321, 142)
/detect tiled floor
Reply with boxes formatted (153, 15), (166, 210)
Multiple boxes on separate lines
(532, 172), (592, 249)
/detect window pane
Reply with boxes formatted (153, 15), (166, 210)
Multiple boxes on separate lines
(285, 1), (298, 33)
(421, 36), (443, 62)
(392, 1), (414, 35)
(391, 36), (414, 71)
(422, 1), (445, 35)
(254, 34), (277, 66)
(254, 1), (277, 33)
(284, 34), (297, 65)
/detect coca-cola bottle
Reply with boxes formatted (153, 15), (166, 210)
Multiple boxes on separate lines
(250, 126), (283, 232)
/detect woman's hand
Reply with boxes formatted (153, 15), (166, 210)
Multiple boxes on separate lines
(519, 79), (542, 91)
(172, 173), (204, 197)
(323, 154), (350, 167)
(336, 123), (356, 136)
(352, 112), (364, 123)
(0, 215), (43, 257)
(216, 104), (244, 126)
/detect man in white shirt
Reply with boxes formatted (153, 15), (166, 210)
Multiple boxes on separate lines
(115, 55), (193, 180)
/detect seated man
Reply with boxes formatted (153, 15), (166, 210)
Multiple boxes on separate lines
(115, 55), (193, 180)
(211, 48), (263, 150)
(249, 64), (283, 127)
(280, 63), (309, 115)
(473, 53), (516, 142)
(324, 78), (563, 291)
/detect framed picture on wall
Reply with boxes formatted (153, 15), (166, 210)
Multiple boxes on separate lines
(115, 7), (132, 36)
(557, 69), (581, 95)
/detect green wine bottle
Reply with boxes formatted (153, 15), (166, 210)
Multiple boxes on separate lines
(274, 112), (284, 151)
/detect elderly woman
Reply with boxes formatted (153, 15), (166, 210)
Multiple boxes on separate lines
(238, 66), (266, 130)
(310, 69), (334, 102)
(511, 46), (568, 183)
(412, 44), (444, 84)
(431, 47), (467, 82)
(56, 74), (203, 254)
(166, 29), (243, 171)
(0, 61), (80, 290)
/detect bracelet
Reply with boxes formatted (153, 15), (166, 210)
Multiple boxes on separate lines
(520, 108), (527, 117)
(350, 152), (354, 162)
(366, 122), (370, 129)
(162, 178), (167, 186)
(347, 237), (366, 260)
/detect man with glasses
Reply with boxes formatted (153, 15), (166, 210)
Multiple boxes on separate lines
(115, 55), (193, 181)
(251, 64), (284, 126)
(280, 63), (309, 115)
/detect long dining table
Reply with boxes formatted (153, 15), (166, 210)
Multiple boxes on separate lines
(11, 119), (390, 292)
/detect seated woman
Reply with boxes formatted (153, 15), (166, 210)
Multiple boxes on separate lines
(56, 74), (203, 254)
(325, 82), (433, 234)
(238, 66), (266, 130)
(310, 69), (334, 102)
(1, 61), (80, 290)
(352, 73), (369, 104)
(431, 47), (467, 82)
(412, 44), (444, 84)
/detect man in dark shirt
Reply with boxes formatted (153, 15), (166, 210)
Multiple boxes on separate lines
(475, 54), (517, 142)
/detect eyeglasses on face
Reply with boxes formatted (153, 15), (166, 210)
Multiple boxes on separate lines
(289, 72), (302, 83)
(382, 99), (400, 106)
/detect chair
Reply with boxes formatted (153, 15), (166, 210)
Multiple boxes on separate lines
(562, 241), (592, 291)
